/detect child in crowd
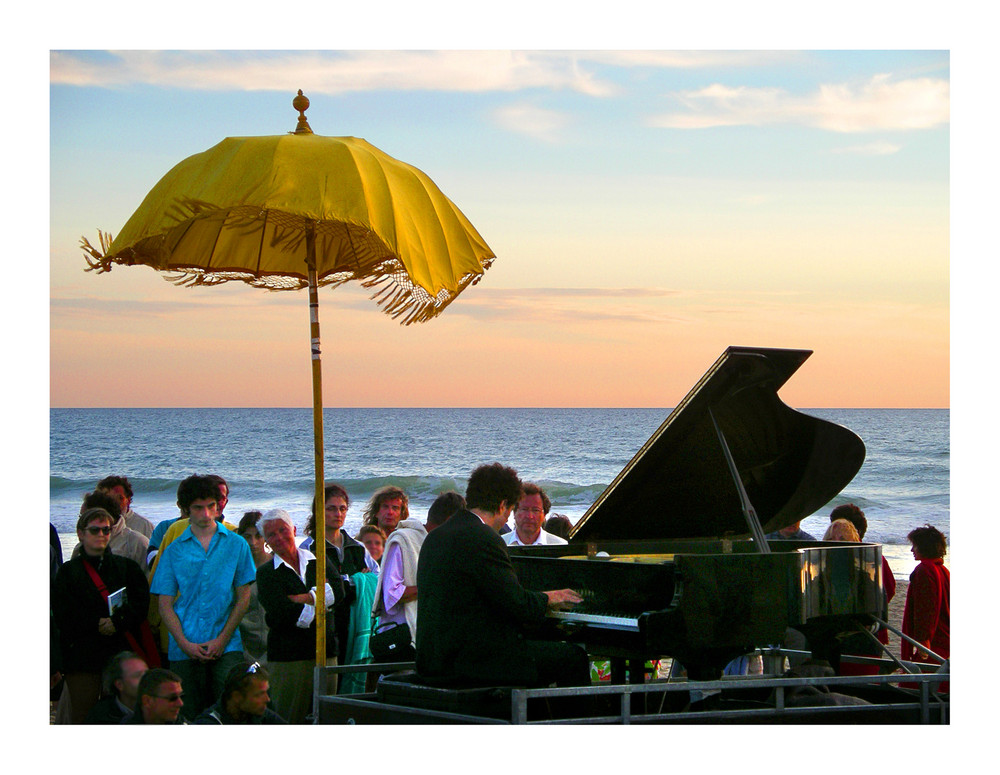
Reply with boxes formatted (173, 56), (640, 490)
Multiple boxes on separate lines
(356, 524), (386, 564)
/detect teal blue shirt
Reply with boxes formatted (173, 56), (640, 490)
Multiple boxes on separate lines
(149, 517), (180, 550)
(151, 523), (257, 662)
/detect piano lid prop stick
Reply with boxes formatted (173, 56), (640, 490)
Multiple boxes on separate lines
(854, 625), (917, 675)
(709, 407), (771, 553)
(871, 616), (948, 666)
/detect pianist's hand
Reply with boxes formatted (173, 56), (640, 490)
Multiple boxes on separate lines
(543, 589), (583, 611)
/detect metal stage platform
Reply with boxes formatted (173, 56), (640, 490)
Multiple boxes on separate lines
(311, 652), (949, 725)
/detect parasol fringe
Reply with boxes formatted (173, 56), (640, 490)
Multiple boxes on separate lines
(80, 231), (116, 273)
(83, 218), (494, 325)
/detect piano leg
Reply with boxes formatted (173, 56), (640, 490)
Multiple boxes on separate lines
(608, 657), (650, 715)
(608, 657), (648, 685)
(610, 658), (626, 685)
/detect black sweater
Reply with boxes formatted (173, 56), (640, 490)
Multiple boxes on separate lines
(256, 555), (342, 663)
(52, 549), (150, 674)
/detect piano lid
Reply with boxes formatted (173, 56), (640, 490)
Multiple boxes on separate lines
(570, 346), (865, 543)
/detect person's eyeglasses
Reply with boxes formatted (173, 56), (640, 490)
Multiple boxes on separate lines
(154, 692), (184, 702)
(85, 525), (112, 535)
(516, 508), (544, 516)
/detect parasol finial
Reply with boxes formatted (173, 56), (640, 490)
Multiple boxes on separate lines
(293, 90), (313, 134)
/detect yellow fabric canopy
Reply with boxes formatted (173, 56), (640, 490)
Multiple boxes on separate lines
(83, 133), (495, 324)
(81, 94), (496, 671)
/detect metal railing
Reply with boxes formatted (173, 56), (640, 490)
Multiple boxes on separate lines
(311, 651), (948, 725)
(507, 668), (949, 724)
(311, 660), (415, 722)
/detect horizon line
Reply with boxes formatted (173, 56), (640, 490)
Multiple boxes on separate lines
(49, 405), (950, 411)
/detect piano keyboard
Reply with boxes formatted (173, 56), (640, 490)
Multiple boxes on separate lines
(560, 554), (675, 563)
(548, 610), (640, 632)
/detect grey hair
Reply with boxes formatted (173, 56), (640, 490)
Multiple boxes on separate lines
(259, 508), (295, 533)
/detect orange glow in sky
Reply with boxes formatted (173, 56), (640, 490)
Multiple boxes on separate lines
(48, 49), (950, 408)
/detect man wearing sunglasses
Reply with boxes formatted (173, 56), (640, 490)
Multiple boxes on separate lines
(193, 661), (286, 724)
(123, 668), (187, 724)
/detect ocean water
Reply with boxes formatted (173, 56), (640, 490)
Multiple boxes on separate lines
(49, 408), (949, 579)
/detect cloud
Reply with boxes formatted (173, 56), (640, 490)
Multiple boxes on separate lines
(49, 289), (339, 320)
(830, 141), (902, 156)
(47, 50), (805, 98)
(491, 103), (571, 142)
(480, 288), (681, 300)
(450, 287), (690, 324)
(51, 286), (690, 328)
(50, 50), (618, 97)
(648, 74), (949, 132)
(585, 51), (800, 69)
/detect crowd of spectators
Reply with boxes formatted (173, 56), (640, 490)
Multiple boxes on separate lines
(50, 472), (949, 724)
(50, 472), (578, 723)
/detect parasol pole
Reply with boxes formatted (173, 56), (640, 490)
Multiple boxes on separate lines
(292, 91), (328, 682)
(306, 220), (327, 674)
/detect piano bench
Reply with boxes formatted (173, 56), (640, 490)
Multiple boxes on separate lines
(376, 670), (514, 720)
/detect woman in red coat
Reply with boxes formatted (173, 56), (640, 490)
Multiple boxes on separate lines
(902, 524), (950, 665)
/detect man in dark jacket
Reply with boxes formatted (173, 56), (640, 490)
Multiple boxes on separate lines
(193, 661), (286, 724)
(84, 651), (148, 724)
(122, 668), (186, 724)
(415, 463), (589, 688)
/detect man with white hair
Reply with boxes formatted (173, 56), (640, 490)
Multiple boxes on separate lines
(255, 508), (342, 724)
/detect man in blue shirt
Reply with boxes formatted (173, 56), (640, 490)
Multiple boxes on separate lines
(151, 474), (256, 720)
(765, 520), (816, 541)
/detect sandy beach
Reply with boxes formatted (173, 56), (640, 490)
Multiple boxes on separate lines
(887, 579), (909, 660)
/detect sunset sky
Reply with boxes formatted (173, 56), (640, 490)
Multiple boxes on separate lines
(47, 43), (951, 409)
(21, 2), (998, 749)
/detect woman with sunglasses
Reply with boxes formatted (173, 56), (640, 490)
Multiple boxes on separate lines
(52, 506), (151, 723)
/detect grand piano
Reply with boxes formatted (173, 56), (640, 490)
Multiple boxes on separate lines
(509, 346), (885, 682)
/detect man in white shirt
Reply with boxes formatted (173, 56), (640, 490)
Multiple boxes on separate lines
(502, 483), (568, 547)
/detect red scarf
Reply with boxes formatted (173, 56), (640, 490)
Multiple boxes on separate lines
(82, 555), (162, 668)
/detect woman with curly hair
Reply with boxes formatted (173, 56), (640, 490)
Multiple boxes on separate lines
(902, 524), (950, 666)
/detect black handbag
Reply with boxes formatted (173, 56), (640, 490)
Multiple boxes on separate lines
(369, 620), (413, 662)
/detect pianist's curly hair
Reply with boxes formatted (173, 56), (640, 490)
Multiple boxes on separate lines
(466, 462), (522, 514)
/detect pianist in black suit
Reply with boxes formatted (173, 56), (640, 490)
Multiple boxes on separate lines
(415, 462), (591, 688)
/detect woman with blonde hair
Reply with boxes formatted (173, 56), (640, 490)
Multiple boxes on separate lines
(822, 518), (860, 542)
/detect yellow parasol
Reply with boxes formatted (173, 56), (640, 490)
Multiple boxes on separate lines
(81, 91), (495, 683)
